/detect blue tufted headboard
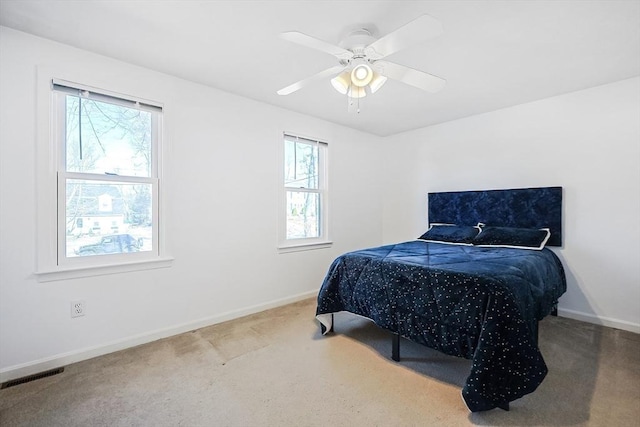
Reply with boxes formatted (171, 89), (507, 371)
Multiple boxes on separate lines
(428, 186), (563, 247)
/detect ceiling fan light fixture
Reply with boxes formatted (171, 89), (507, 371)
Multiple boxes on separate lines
(330, 71), (351, 95)
(350, 63), (373, 87)
(369, 72), (388, 94)
(347, 85), (366, 99)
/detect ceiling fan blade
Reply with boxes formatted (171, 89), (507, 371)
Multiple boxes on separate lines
(365, 14), (443, 59)
(374, 61), (446, 93)
(280, 31), (354, 61)
(277, 65), (346, 95)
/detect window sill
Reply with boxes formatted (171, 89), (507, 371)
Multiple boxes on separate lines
(278, 241), (333, 254)
(34, 256), (174, 282)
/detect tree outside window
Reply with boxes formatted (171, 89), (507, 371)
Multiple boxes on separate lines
(283, 134), (327, 243)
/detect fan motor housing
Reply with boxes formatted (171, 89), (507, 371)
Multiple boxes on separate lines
(339, 29), (376, 52)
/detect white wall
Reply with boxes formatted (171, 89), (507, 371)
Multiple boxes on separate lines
(0, 27), (384, 380)
(382, 77), (640, 332)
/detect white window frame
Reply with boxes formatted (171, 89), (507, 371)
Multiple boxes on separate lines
(35, 72), (172, 281)
(278, 132), (331, 253)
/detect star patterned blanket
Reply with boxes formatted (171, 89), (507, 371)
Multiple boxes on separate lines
(316, 240), (566, 411)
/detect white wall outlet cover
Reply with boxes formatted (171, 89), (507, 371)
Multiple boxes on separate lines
(71, 300), (86, 318)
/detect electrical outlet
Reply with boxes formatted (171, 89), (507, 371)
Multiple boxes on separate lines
(71, 300), (85, 318)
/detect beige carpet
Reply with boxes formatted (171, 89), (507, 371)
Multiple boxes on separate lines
(1, 298), (639, 426)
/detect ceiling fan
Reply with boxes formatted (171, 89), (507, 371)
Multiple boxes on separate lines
(277, 14), (446, 111)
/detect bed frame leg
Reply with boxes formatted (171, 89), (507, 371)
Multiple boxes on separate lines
(392, 332), (400, 361)
(498, 402), (510, 411)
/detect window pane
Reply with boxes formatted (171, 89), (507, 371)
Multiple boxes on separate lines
(65, 95), (152, 177)
(284, 140), (318, 189)
(65, 179), (152, 257)
(286, 191), (320, 239)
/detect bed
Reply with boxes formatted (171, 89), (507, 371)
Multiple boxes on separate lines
(315, 187), (567, 412)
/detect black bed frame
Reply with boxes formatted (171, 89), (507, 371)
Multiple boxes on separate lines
(322, 186), (563, 411)
(322, 304), (557, 362)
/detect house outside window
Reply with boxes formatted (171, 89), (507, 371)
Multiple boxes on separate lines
(280, 133), (330, 251)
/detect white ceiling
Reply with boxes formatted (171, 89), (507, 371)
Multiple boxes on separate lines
(1, 0), (639, 136)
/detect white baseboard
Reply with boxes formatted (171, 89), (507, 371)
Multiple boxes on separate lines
(557, 308), (640, 334)
(4, 297), (635, 384)
(0, 290), (317, 383)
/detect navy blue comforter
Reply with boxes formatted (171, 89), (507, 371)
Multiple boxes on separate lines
(316, 240), (566, 411)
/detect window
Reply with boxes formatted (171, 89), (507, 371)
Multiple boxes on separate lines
(280, 133), (329, 250)
(36, 78), (169, 278)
